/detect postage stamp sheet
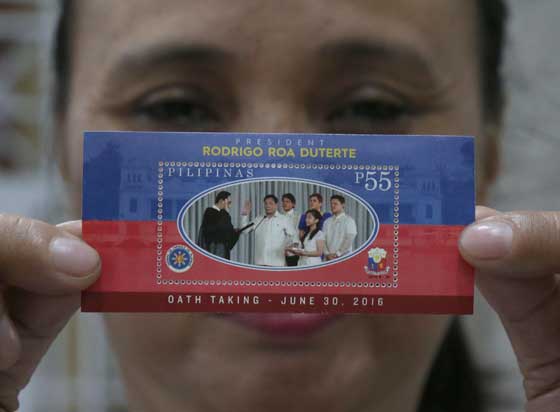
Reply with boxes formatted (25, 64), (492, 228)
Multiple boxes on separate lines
(82, 132), (475, 314)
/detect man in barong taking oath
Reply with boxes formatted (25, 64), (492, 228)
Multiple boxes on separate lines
(196, 191), (239, 259)
(241, 194), (297, 266)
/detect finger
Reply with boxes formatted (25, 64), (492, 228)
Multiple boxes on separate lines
(475, 205), (500, 221)
(477, 274), (560, 406)
(459, 211), (560, 276)
(56, 220), (82, 238)
(0, 297), (20, 370)
(459, 211), (560, 318)
(0, 292), (79, 412)
(459, 212), (560, 404)
(0, 215), (100, 294)
(0, 217), (97, 410)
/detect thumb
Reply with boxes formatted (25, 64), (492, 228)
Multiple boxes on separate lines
(459, 208), (560, 408)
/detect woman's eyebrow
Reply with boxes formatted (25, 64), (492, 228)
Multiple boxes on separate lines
(319, 38), (439, 81)
(105, 43), (234, 81)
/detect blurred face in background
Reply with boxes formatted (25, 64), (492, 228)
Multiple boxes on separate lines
(330, 198), (344, 215)
(282, 196), (295, 212)
(60, 1), (496, 411)
(305, 211), (320, 229)
(264, 197), (278, 215)
(308, 196), (322, 211)
(216, 196), (231, 210)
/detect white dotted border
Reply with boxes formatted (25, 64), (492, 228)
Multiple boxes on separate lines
(156, 161), (400, 289)
(159, 161), (397, 171)
(156, 279), (401, 288)
(155, 166), (164, 279)
(393, 170), (400, 288)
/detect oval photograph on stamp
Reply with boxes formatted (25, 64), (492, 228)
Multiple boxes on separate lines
(178, 178), (378, 270)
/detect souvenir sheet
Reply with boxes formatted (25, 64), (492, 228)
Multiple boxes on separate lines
(82, 132), (475, 314)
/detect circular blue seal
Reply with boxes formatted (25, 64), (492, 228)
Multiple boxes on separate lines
(165, 245), (193, 273)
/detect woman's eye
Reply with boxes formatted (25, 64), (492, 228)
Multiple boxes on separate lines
(133, 95), (221, 130)
(137, 99), (217, 126)
(326, 100), (410, 133)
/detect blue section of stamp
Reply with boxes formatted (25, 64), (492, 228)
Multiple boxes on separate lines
(83, 132), (475, 225)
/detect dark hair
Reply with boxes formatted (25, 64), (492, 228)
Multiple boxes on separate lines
(282, 193), (296, 204)
(53, 2), (507, 411)
(309, 192), (323, 203)
(330, 194), (345, 205)
(301, 209), (322, 243)
(263, 194), (278, 204)
(215, 191), (231, 204)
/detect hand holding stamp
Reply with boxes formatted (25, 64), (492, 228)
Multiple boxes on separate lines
(460, 206), (560, 411)
(0, 217), (100, 412)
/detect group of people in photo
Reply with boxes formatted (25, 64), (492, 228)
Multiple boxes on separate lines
(196, 190), (358, 267)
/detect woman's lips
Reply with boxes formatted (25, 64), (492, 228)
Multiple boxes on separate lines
(219, 313), (341, 338)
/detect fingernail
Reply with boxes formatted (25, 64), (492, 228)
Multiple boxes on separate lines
(49, 237), (100, 276)
(460, 220), (513, 259)
(56, 220), (81, 227)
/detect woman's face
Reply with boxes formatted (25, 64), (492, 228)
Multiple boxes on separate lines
(62, 1), (493, 411)
(305, 212), (319, 228)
